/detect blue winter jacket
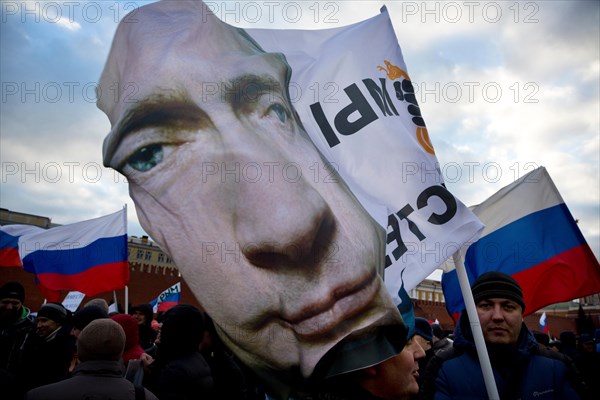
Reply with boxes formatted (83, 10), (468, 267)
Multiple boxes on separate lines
(419, 312), (588, 400)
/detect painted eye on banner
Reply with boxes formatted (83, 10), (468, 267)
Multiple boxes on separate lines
(268, 103), (288, 123)
(127, 143), (164, 172)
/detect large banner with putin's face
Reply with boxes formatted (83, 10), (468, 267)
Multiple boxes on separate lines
(97, 0), (482, 392)
(246, 6), (484, 306)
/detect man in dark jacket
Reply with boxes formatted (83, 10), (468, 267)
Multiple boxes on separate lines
(17, 302), (76, 394)
(420, 271), (589, 399)
(142, 304), (215, 400)
(0, 282), (34, 399)
(25, 318), (158, 400)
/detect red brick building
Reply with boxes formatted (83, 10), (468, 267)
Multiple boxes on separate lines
(2, 208), (597, 338)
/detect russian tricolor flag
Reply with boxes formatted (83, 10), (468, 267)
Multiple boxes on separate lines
(539, 312), (549, 333)
(149, 282), (181, 313)
(0, 209), (129, 298)
(442, 167), (600, 322)
(1, 224), (44, 267)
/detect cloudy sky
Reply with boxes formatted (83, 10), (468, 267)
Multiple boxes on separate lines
(1, 1), (599, 267)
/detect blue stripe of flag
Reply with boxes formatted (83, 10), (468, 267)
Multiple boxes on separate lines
(464, 203), (584, 277)
(0, 230), (19, 249)
(442, 203), (584, 315)
(22, 235), (127, 275)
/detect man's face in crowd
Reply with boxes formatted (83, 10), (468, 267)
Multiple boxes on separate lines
(0, 298), (22, 322)
(99, 2), (401, 378)
(414, 334), (432, 352)
(359, 336), (425, 399)
(476, 298), (523, 346)
(36, 316), (60, 338)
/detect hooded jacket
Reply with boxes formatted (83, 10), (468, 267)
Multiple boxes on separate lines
(420, 311), (589, 400)
(131, 304), (156, 351)
(111, 314), (145, 366)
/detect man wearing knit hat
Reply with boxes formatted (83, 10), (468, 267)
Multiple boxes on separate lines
(17, 302), (75, 393)
(70, 305), (108, 338)
(26, 319), (158, 400)
(1, 281), (34, 399)
(420, 271), (589, 399)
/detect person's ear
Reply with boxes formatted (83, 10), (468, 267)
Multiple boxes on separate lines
(362, 365), (378, 377)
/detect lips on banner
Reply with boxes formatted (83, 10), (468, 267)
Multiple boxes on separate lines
(442, 167), (600, 322)
(247, 7), (484, 304)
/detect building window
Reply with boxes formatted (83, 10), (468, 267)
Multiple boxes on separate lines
(145, 251), (152, 261)
(158, 253), (165, 263)
(136, 249), (143, 260)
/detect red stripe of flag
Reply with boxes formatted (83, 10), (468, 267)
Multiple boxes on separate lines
(36, 261), (130, 296)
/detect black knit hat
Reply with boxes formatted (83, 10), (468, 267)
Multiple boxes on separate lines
(414, 317), (433, 342)
(72, 305), (108, 330)
(0, 281), (25, 303)
(37, 303), (69, 324)
(471, 271), (525, 312)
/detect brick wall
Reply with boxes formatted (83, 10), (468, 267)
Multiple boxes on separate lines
(0, 267), (586, 339)
(1, 266), (202, 312)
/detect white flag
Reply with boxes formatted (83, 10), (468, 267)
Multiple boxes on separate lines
(248, 7), (483, 304)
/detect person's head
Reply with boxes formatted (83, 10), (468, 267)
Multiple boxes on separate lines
(471, 271), (525, 346)
(77, 319), (126, 362)
(413, 317), (433, 352)
(131, 304), (153, 327)
(70, 305), (108, 338)
(0, 281), (25, 323)
(158, 304), (204, 362)
(36, 303), (69, 338)
(430, 323), (444, 344)
(111, 313), (140, 351)
(355, 335), (425, 400)
(559, 331), (576, 348)
(97, 0), (402, 378)
(84, 298), (110, 314)
(579, 334), (595, 352)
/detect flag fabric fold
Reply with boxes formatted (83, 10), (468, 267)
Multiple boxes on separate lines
(149, 282), (181, 313)
(442, 167), (600, 321)
(247, 7), (483, 304)
(1, 209), (129, 297)
(1, 225), (45, 267)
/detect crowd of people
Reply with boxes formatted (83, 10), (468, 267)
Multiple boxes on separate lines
(1, 276), (598, 399)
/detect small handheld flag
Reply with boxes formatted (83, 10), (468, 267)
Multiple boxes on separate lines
(539, 312), (549, 333)
(149, 282), (181, 313)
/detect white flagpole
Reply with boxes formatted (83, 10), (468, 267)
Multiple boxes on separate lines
(113, 290), (118, 313)
(123, 204), (129, 315)
(453, 253), (499, 400)
(125, 285), (129, 314)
